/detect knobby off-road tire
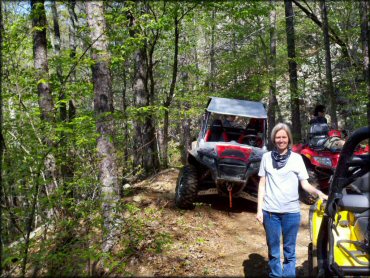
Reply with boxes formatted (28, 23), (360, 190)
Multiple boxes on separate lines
(175, 164), (198, 209)
(299, 169), (319, 205)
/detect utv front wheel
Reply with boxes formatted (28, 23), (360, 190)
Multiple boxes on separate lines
(175, 165), (198, 209)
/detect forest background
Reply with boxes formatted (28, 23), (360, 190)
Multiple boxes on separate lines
(0, 0), (369, 276)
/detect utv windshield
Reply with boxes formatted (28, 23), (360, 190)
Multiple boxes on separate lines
(206, 97), (267, 119)
(201, 112), (266, 147)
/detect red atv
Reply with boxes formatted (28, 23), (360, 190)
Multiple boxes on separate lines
(292, 123), (368, 204)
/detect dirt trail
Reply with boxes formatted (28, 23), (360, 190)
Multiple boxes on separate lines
(123, 168), (311, 277)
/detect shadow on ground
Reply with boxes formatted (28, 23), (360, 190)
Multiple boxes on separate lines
(243, 253), (269, 277)
(243, 255), (309, 277)
(297, 259), (309, 277)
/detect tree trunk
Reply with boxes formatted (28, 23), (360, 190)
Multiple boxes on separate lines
(31, 0), (54, 122)
(128, 9), (159, 177)
(284, 0), (301, 142)
(31, 0), (57, 221)
(193, 18), (200, 83)
(86, 1), (119, 254)
(163, 11), (180, 168)
(232, 26), (237, 86)
(359, 1), (370, 126)
(132, 47), (146, 172)
(180, 70), (191, 165)
(320, 0), (337, 128)
(0, 0), (3, 274)
(68, 0), (77, 57)
(145, 16), (160, 171)
(18, 12), (56, 257)
(51, 1), (65, 119)
(51, 1), (62, 80)
(209, 8), (216, 91)
(51, 0), (74, 201)
(121, 66), (129, 176)
(146, 2), (159, 108)
(315, 34), (324, 97)
(268, 0), (278, 148)
(32, 0), (54, 123)
(132, 47), (158, 176)
(67, 0), (77, 122)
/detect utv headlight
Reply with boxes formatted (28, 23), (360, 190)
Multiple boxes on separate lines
(313, 156), (332, 167)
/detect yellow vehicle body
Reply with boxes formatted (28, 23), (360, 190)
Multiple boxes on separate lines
(332, 211), (369, 267)
(310, 199), (369, 271)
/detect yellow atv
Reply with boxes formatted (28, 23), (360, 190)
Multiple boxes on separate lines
(309, 126), (370, 277)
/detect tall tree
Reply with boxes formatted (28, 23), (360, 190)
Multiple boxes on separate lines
(268, 0), (278, 148)
(0, 0), (3, 274)
(51, 0), (72, 199)
(179, 69), (191, 165)
(320, 0), (337, 128)
(284, 0), (301, 141)
(51, 1), (61, 79)
(51, 1), (64, 119)
(23, 1), (57, 274)
(66, 0), (77, 122)
(31, 0), (57, 214)
(162, 6), (181, 168)
(359, 1), (370, 126)
(32, 0), (54, 123)
(121, 64), (129, 182)
(161, 3), (196, 167)
(209, 8), (216, 91)
(128, 6), (159, 176)
(86, 1), (119, 253)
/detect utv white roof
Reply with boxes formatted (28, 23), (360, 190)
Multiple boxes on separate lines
(206, 97), (267, 119)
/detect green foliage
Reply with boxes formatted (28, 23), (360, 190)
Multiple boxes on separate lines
(119, 203), (173, 258)
(2, 1), (369, 276)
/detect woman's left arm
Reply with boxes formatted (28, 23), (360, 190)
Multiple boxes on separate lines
(300, 179), (328, 200)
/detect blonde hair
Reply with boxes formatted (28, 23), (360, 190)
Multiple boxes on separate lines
(271, 123), (293, 147)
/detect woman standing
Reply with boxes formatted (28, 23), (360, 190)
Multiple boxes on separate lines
(256, 123), (327, 277)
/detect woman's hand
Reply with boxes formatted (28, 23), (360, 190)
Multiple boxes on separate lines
(256, 211), (263, 224)
(316, 189), (328, 200)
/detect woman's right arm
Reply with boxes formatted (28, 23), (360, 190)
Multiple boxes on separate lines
(256, 176), (266, 224)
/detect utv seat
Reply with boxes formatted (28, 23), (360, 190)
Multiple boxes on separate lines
(204, 119), (229, 142)
(308, 123), (330, 148)
(340, 173), (369, 213)
(339, 172), (370, 245)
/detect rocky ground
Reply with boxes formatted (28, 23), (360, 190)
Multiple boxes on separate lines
(122, 168), (311, 277)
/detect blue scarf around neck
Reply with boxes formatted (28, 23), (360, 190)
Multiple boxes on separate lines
(271, 148), (291, 169)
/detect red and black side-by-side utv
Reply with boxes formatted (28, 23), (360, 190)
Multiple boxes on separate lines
(175, 97), (267, 209)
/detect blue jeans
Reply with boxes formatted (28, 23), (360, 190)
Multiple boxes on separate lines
(263, 210), (301, 277)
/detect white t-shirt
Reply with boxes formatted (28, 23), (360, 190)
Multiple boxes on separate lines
(258, 151), (309, 213)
